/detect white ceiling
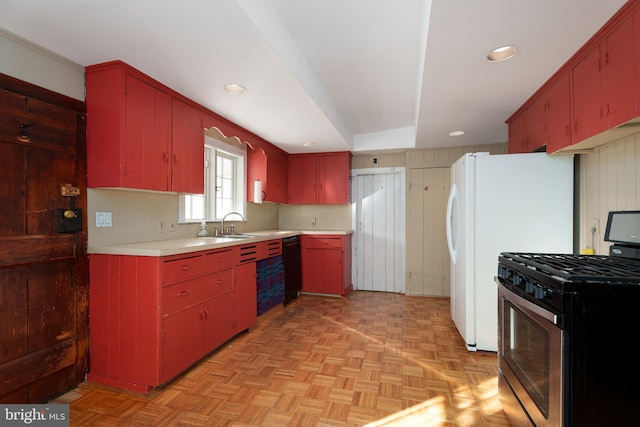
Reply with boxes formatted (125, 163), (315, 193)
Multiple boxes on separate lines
(0, 0), (628, 153)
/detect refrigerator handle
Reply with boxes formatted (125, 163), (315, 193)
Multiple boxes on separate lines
(446, 183), (457, 263)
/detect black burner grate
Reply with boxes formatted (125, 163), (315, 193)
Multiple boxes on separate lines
(501, 252), (640, 283)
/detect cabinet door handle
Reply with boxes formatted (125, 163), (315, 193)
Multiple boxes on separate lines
(203, 309), (208, 320)
(173, 154), (179, 164)
(163, 152), (169, 162)
(179, 290), (189, 297)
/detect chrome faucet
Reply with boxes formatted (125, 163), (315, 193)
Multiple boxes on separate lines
(220, 211), (245, 235)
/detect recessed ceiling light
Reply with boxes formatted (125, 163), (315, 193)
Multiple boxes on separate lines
(449, 130), (465, 137)
(302, 141), (315, 147)
(224, 83), (247, 94)
(487, 45), (519, 62)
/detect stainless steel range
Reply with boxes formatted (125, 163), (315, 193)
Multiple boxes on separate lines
(495, 211), (640, 427)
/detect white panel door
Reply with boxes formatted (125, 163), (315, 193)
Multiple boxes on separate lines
(352, 168), (405, 293)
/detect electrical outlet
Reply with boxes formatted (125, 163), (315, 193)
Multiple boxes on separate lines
(157, 220), (166, 233)
(169, 222), (176, 232)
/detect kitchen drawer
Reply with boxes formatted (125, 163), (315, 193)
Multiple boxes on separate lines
(163, 254), (204, 284)
(204, 248), (234, 273)
(162, 270), (233, 315)
(235, 239), (284, 264)
(209, 269), (233, 296)
(236, 243), (260, 264)
(265, 239), (282, 257)
(301, 236), (343, 250)
(163, 275), (212, 315)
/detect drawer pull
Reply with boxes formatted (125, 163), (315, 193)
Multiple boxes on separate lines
(179, 290), (189, 297)
(216, 279), (223, 285)
(216, 257), (224, 263)
(180, 264), (191, 270)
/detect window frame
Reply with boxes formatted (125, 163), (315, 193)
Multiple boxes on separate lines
(178, 135), (246, 223)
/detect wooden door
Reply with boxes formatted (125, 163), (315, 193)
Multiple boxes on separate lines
(352, 169), (405, 293)
(0, 74), (88, 403)
(406, 167), (449, 296)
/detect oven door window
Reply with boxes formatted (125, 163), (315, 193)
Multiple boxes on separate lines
(503, 301), (551, 416)
(500, 296), (564, 425)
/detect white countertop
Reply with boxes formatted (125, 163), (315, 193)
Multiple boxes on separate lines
(88, 229), (353, 257)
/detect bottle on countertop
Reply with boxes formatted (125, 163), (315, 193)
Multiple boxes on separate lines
(197, 220), (208, 237)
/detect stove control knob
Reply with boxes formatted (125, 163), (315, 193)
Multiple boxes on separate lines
(513, 273), (521, 285)
(534, 285), (546, 300)
(525, 279), (535, 294)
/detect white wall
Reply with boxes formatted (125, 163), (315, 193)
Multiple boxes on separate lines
(579, 133), (640, 254)
(0, 28), (84, 99)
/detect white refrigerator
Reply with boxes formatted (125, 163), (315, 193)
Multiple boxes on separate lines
(446, 152), (573, 352)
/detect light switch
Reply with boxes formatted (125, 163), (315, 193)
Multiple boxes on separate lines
(96, 211), (113, 228)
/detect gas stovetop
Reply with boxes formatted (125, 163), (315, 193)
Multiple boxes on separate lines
(497, 252), (640, 313)
(500, 252), (640, 284)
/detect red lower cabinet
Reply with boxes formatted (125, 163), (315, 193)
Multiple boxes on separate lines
(88, 240), (283, 393)
(234, 262), (257, 332)
(301, 235), (352, 296)
(162, 304), (204, 382)
(204, 291), (236, 353)
(88, 247), (254, 393)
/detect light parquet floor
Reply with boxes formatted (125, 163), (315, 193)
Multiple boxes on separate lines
(52, 291), (510, 426)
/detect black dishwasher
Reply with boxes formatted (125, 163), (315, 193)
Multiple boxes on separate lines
(282, 236), (301, 305)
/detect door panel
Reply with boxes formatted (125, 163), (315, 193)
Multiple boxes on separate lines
(27, 260), (76, 352)
(353, 169), (405, 293)
(0, 73), (87, 403)
(0, 142), (26, 235)
(0, 268), (28, 363)
(27, 147), (76, 235)
(406, 168), (450, 296)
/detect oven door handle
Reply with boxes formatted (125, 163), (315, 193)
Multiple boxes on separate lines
(495, 277), (559, 326)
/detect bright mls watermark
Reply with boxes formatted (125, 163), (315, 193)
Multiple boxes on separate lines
(1, 405), (69, 426)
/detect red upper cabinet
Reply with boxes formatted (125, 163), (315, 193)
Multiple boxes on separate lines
(288, 154), (319, 204)
(525, 95), (546, 152)
(318, 152), (351, 204)
(604, 16), (636, 128)
(246, 144), (288, 203)
(86, 62), (171, 190)
(86, 61), (204, 194)
(508, 72), (571, 154)
(288, 152), (351, 205)
(507, 110), (526, 153)
(171, 98), (204, 194)
(544, 73), (572, 153)
(572, 16), (636, 145)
